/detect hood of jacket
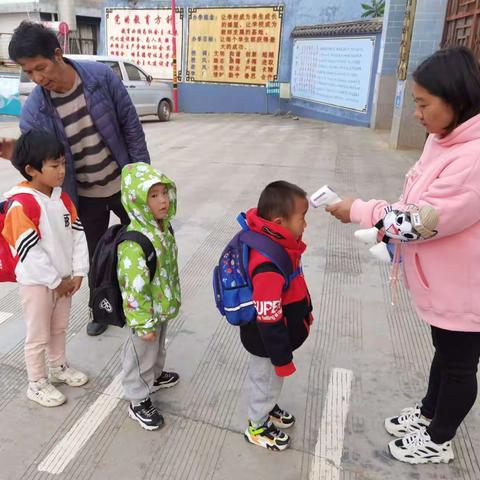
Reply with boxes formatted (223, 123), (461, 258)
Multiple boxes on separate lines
(245, 208), (306, 257)
(117, 163), (180, 332)
(3, 181), (63, 202)
(121, 162), (176, 235)
(433, 112), (480, 149)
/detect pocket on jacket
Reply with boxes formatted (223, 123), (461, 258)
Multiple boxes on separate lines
(403, 250), (431, 309)
(471, 291), (480, 320)
(414, 253), (430, 289)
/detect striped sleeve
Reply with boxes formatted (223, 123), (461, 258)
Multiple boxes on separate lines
(2, 202), (40, 261)
(72, 218), (84, 232)
(61, 192), (84, 232)
(2, 203), (62, 288)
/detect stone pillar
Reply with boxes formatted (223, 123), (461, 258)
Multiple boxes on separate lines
(371, 0), (407, 130)
(389, 0), (448, 149)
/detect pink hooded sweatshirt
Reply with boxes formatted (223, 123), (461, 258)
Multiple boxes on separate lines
(351, 113), (480, 333)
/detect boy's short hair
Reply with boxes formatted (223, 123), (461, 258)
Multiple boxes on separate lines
(12, 130), (65, 181)
(257, 181), (307, 221)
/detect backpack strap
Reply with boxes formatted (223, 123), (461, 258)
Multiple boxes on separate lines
(118, 231), (157, 282)
(7, 193), (41, 230)
(240, 230), (294, 289)
(237, 212), (249, 232)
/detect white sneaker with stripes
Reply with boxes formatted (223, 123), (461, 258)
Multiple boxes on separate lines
(384, 404), (431, 437)
(388, 427), (454, 465)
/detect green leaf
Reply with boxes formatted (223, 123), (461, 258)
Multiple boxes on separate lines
(361, 0), (385, 17)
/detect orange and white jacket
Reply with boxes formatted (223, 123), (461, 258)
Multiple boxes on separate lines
(2, 182), (89, 289)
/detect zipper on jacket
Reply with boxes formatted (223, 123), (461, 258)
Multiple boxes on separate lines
(401, 164), (422, 202)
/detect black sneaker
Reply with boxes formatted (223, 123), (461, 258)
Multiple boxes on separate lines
(86, 322), (107, 336)
(128, 397), (164, 431)
(152, 371), (179, 392)
(269, 404), (295, 429)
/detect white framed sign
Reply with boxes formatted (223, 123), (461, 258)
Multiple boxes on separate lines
(291, 37), (376, 112)
(105, 8), (183, 80)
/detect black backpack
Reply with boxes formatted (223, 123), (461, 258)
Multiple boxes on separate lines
(89, 224), (157, 328)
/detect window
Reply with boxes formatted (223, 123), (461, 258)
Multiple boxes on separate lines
(124, 63), (147, 82)
(20, 71), (30, 83)
(100, 61), (122, 80)
(39, 13), (58, 21)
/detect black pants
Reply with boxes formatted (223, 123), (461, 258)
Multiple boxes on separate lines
(420, 326), (480, 444)
(77, 193), (130, 301)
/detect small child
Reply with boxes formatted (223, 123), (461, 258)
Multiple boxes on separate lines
(117, 162), (181, 431)
(3, 130), (89, 407)
(241, 180), (313, 451)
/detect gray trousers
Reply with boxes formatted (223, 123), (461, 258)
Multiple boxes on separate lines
(122, 324), (167, 403)
(245, 354), (284, 425)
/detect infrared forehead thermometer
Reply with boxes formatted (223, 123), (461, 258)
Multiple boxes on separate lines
(309, 185), (342, 208)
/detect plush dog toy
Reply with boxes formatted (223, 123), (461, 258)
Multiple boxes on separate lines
(354, 204), (439, 262)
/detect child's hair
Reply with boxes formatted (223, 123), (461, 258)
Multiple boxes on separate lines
(257, 180), (307, 221)
(12, 130), (65, 181)
(413, 46), (480, 132)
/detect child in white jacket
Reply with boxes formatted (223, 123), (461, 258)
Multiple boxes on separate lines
(2, 130), (89, 407)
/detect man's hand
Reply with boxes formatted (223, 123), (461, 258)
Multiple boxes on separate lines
(55, 278), (74, 298)
(140, 332), (157, 342)
(68, 276), (83, 296)
(0, 138), (16, 160)
(325, 197), (356, 224)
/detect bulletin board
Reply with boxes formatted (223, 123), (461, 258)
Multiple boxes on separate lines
(105, 8), (183, 80)
(186, 6), (284, 85)
(291, 37), (376, 112)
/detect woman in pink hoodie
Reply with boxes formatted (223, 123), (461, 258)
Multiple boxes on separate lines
(328, 47), (480, 465)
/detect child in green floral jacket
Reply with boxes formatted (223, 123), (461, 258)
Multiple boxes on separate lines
(117, 162), (181, 431)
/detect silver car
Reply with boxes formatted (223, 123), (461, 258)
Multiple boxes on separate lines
(19, 54), (174, 122)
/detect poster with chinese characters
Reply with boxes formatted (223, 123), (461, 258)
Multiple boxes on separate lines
(291, 37), (376, 112)
(105, 8), (183, 80)
(186, 6), (283, 85)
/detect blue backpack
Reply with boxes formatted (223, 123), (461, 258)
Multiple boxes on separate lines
(213, 213), (301, 326)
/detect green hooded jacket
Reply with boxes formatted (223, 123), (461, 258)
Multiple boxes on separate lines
(117, 162), (181, 336)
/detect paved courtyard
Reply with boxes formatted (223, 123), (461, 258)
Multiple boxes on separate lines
(0, 114), (478, 480)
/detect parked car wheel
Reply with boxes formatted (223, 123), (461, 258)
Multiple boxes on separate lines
(158, 99), (172, 122)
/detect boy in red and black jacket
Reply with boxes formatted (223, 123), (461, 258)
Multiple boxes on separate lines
(242, 181), (313, 451)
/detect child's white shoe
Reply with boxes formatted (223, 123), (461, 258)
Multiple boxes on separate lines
(27, 378), (66, 407)
(50, 364), (88, 387)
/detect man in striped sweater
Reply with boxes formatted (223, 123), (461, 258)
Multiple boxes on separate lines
(7, 21), (151, 336)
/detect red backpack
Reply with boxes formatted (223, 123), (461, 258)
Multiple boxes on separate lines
(0, 193), (41, 282)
